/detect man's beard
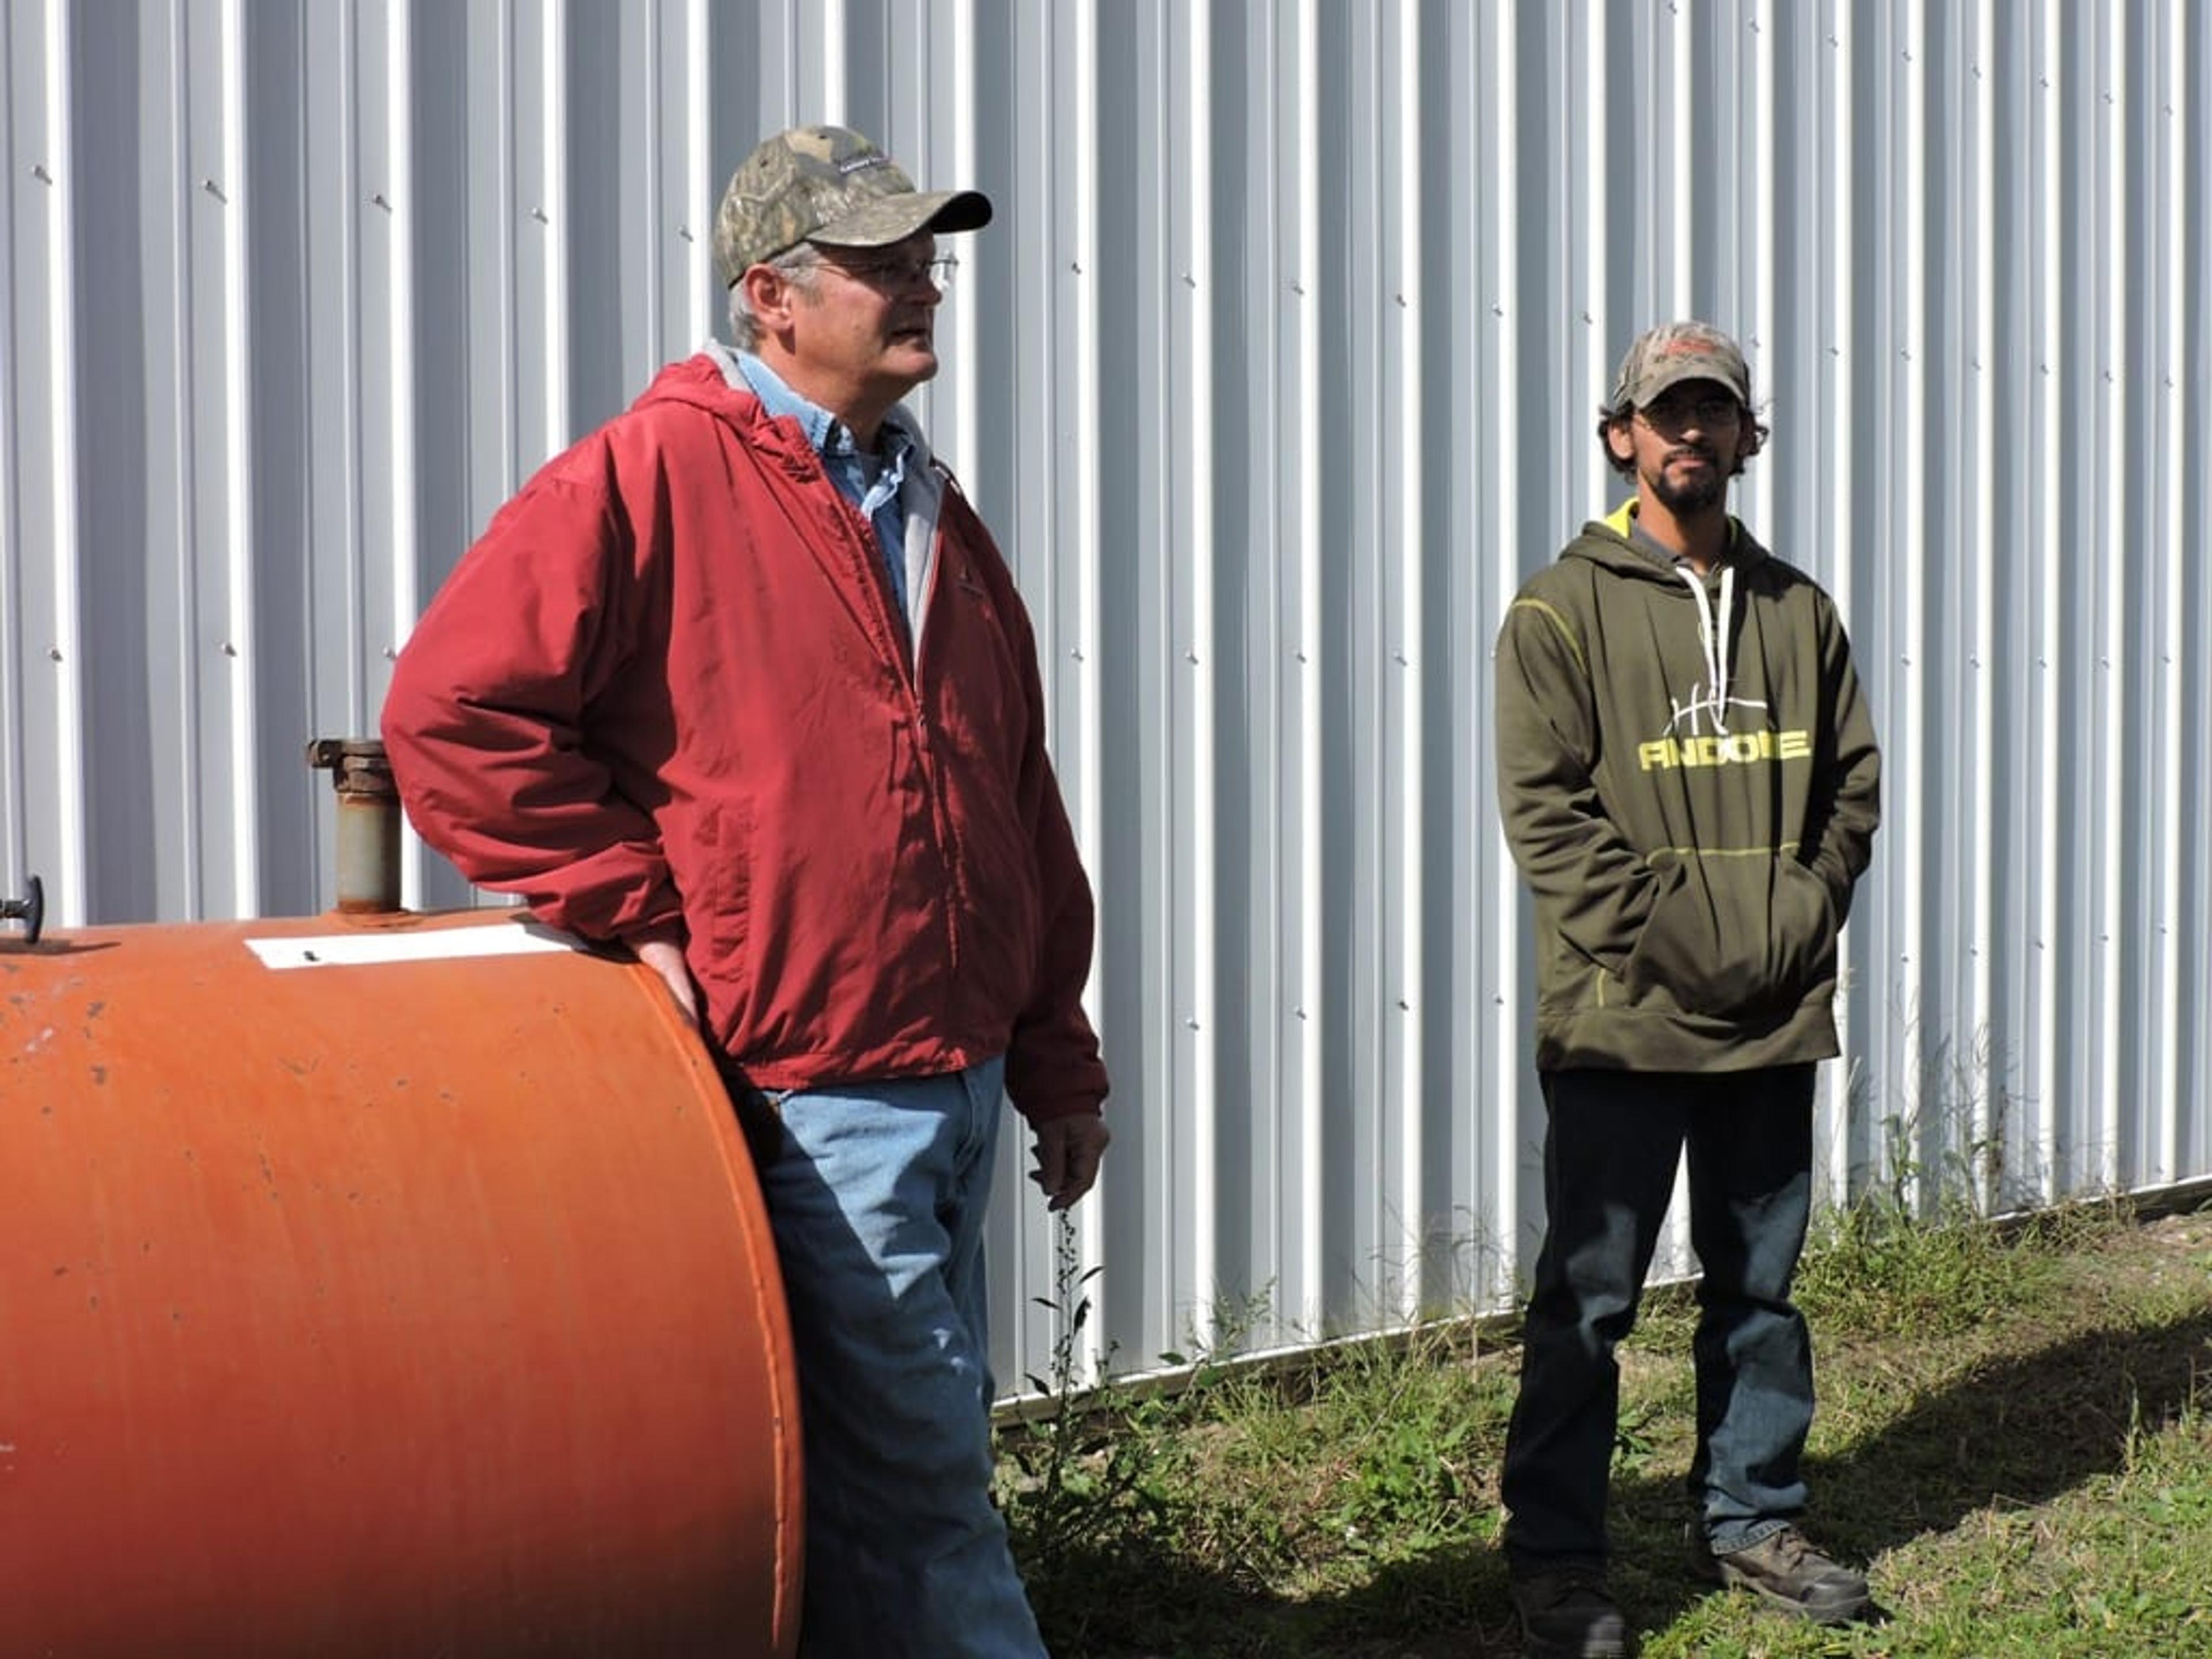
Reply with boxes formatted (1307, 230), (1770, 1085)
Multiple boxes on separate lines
(1647, 450), (1725, 514)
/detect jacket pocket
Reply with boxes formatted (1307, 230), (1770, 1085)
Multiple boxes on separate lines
(692, 797), (756, 1013)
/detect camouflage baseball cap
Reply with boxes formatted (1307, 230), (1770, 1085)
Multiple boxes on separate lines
(713, 124), (993, 286)
(1605, 320), (1752, 414)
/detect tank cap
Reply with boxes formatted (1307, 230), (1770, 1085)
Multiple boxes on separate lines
(306, 738), (398, 799)
(1, 874), (44, 946)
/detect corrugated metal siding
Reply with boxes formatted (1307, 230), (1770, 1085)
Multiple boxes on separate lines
(2, 0), (2207, 1391)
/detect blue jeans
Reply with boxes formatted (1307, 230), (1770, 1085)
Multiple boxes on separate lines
(754, 1058), (1048, 1658)
(1500, 1064), (1817, 1565)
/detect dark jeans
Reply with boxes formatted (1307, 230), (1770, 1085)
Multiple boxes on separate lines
(1500, 1064), (1817, 1566)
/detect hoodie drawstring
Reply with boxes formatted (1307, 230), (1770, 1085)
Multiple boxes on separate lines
(1676, 563), (1737, 733)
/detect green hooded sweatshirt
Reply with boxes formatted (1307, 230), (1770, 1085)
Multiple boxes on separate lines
(1494, 501), (1881, 1073)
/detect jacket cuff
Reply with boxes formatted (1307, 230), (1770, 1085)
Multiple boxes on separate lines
(1014, 1096), (1107, 1128)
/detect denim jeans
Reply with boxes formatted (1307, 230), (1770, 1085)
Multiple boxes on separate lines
(1500, 1064), (1817, 1565)
(755, 1058), (1048, 1657)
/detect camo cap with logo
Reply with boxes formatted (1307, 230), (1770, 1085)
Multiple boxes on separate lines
(1604, 320), (1753, 416)
(713, 124), (993, 287)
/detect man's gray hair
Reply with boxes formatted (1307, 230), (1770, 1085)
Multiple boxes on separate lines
(728, 242), (823, 350)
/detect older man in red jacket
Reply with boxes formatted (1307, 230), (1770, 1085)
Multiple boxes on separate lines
(382, 124), (1109, 1658)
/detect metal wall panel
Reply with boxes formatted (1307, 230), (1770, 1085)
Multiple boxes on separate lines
(2, 0), (2206, 1393)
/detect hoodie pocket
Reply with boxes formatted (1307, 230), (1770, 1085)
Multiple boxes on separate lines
(1623, 855), (1835, 1018)
(1766, 859), (1839, 1005)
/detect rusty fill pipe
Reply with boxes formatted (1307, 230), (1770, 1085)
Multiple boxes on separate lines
(306, 737), (403, 914)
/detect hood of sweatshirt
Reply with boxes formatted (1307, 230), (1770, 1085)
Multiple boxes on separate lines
(627, 348), (940, 477)
(1563, 499), (1778, 740)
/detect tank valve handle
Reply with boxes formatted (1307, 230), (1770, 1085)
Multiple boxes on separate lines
(1, 874), (44, 946)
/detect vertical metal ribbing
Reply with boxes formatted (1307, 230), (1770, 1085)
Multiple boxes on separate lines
(2152, 0), (2186, 1185)
(1897, 0), (1930, 1205)
(541, 0), (570, 458)
(2093, 0), (2126, 1194)
(1825, 3), (1861, 1174)
(2032, 0), (2062, 1205)
(42, 0), (86, 926)
(1389, 1), (1423, 1324)
(1488, 0), (1525, 1298)
(387, 0), (423, 912)
(1180, 0), (1220, 1349)
(1969, 0), (1999, 1205)
(1291, 0), (1324, 1336)
(1067, 0), (1106, 1381)
(685, 0), (712, 348)
(221, 0), (259, 918)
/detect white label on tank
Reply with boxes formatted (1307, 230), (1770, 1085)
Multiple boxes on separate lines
(245, 921), (591, 971)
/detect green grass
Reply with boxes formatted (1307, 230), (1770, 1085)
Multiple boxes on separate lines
(997, 1193), (2212, 1657)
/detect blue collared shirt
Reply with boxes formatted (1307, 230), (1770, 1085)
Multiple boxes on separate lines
(734, 351), (916, 622)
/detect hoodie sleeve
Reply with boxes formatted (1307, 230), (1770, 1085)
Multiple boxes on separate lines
(380, 447), (685, 944)
(1797, 600), (1881, 918)
(1493, 590), (1664, 973)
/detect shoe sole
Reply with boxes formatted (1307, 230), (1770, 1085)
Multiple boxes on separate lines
(1514, 1600), (1634, 1658)
(1710, 1565), (1870, 1625)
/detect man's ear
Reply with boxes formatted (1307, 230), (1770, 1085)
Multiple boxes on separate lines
(741, 265), (800, 335)
(1734, 416), (1766, 467)
(1605, 417), (1636, 467)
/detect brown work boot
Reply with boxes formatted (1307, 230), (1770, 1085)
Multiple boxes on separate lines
(1690, 1524), (1871, 1624)
(1508, 1560), (1635, 1657)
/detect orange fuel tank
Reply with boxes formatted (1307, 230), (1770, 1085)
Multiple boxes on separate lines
(0, 908), (799, 1658)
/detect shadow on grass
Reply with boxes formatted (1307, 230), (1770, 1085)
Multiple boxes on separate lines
(1026, 1309), (2212, 1656)
(1803, 1305), (2212, 1555)
(1601, 1306), (2212, 1634)
(1026, 1530), (1522, 1658)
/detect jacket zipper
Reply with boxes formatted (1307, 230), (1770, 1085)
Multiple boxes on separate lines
(827, 474), (967, 981)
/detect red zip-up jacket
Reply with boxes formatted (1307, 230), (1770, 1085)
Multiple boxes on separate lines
(380, 355), (1108, 1125)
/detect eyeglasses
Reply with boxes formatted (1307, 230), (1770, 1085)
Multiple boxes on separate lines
(1634, 391), (1743, 429)
(823, 252), (959, 294)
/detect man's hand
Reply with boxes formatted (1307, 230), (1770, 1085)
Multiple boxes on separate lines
(633, 935), (701, 1027)
(1030, 1112), (1110, 1211)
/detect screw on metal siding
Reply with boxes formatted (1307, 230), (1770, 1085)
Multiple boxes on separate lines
(202, 179), (228, 202)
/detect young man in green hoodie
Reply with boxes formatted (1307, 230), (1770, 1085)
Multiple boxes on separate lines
(1492, 321), (1881, 1658)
